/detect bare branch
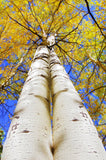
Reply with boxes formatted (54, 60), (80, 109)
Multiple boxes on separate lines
(85, 85), (106, 97)
(56, 43), (82, 65)
(7, 13), (42, 39)
(47, 0), (64, 33)
(84, 0), (106, 38)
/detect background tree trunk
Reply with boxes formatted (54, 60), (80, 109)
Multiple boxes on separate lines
(1, 46), (53, 160)
(50, 49), (106, 160)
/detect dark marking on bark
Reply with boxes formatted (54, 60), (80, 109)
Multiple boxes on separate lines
(29, 93), (33, 95)
(80, 111), (88, 118)
(52, 88), (69, 100)
(42, 59), (48, 64)
(50, 61), (61, 67)
(34, 54), (49, 60)
(72, 118), (79, 121)
(12, 123), (19, 131)
(51, 74), (68, 80)
(37, 112), (40, 115)
(79, 105), (83, 108)
(40, 74), (48, 79)
(33, 53), (49, 64)
(51, 146), (54, 155)
(51, 75), (58, 79)
(34, 95), (50, 104)
(22, 130), (30, 133)
(46, 66), (50, 69)
(26, 78), (32, 83)
(94, 151), (97, 153)
(14, 109), (24, 116)
(14, 116), (20, 119)
(33, 57), (48, 64)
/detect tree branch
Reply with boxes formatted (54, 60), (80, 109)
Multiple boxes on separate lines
(85, 85), (106, 96)
(84, 0), (106, 38)
(7, 13), (42, 39)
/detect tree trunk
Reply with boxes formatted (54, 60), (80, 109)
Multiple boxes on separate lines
(50, 49), (106, 160)
(2, 41), (106, 160)
(1, 46), (53, 160)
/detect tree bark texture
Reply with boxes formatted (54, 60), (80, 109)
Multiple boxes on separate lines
(2, 39), (106, 160)
(2, 46), (53, 160)
(50, 49), (106, 160)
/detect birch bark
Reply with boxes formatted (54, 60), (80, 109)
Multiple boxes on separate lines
(1, 34), (106, 160)
(1, 46), (53, 160)
(50, 49), (106, 160)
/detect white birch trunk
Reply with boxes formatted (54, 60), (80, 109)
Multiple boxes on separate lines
(1, 46), (53, 160)
(50, 49), (106, 160)
(1, 34), (106, 160)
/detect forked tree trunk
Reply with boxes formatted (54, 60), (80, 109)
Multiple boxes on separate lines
(50, 49), (106, 160)
(2, 37), (106, 160)
(1, 46), (53, 160)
